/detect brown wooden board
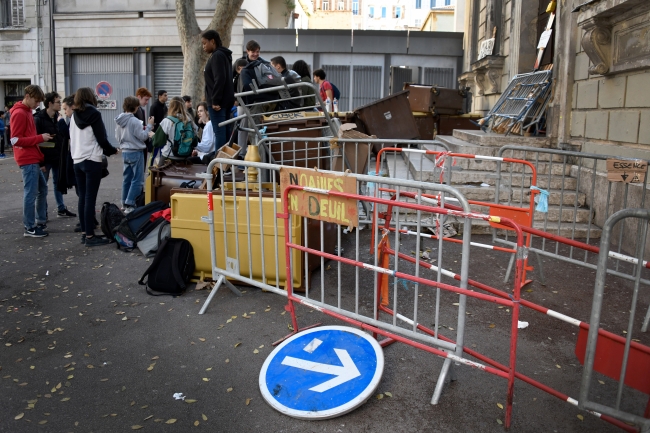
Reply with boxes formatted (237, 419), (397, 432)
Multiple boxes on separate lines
(280, 167), (358, 227)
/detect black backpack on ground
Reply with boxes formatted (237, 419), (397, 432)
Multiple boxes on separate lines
(113, 201), (168, 251)
(138, 238), (195, 297)
(100, 202), (125, 242)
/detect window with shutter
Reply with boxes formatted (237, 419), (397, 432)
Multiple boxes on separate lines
(392, 6), (396, 18)
(11, 0), (24, 27)
(0, 0), (24, 28)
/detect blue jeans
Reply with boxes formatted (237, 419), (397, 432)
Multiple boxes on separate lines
(74, 159), (102, 236)
(208, 106), (228, 150)
(20, 163), (48, 229)
(43, 163), (66, 212)
(121, 151), (144, 207)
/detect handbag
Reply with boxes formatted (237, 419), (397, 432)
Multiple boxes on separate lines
(101, 155), (109, 178)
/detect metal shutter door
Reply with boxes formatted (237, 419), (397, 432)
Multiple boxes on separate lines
(423, 67), (455, 89)
(70, 54), (133, 146)
(353, 66), (382, 108)
(154, 55), (184, 100)
(320, 65), (350, 111)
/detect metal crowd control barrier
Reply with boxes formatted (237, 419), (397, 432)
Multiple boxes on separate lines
(495, 146), (650, 331)
(579, 208), (650, 432)
(277, 181), (526, 429)
(483, 70), (553, 136)
(374, 147), (543, 285)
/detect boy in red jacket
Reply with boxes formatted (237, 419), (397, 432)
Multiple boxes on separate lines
(11, 85), (53, 237)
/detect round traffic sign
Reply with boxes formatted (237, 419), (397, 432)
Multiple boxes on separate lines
(259, 325), (384, 419)
(95, 81), (112, 100)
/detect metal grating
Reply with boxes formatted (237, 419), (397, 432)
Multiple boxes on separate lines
(71, 54), (133, 74)
(353, 65), (382, 109)
(423, 67), (455, 88)
(153, 54), (184, 100)
(390, 66), (413, 94)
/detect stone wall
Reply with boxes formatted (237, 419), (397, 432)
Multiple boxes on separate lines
(570, 48), (650, 161)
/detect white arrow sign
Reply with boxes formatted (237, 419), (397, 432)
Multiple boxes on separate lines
(281, 349), (361, 393)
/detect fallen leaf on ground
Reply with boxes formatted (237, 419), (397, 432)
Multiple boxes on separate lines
(202, 378), (209, 382)
(227, 387), (233, 392)
(194, 420), (200, 426)
(377, 394), (383, 399)
(143, 415), (153, 421)
(497, 403), (503, 409)
(497, 419), (503, 425)
(202, 414), (208, 421)
(598, 380), (605, 385)
(246, 398), (252, 406)
(165, 418), (177, 424)
(186, 399), (197, 404)
(577, 414), (584, 421)
(385, 392), (393, 397)
(61, 397), (70, 402)
(131, 426), (143, 430)
(234, 343), (241, 348)
(15, 413), (24, 420)
(206, 367), (212, 371)
(488, 324), (495, 328)
(253, 349), (259, 354)
(199, 338), (206, 342)
(556, 364), (561, 369)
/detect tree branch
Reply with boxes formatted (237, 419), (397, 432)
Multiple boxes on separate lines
(207, 0), (245, 48)
(175, 0), (201, 50)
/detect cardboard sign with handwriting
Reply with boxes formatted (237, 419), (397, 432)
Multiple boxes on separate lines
(606, 159), (648, 183)
(280, 167), (358, 227)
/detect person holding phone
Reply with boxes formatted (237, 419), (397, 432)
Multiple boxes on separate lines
(10, 85), (52, 237)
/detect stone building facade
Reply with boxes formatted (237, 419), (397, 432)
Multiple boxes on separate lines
(459, 0), (650, 160)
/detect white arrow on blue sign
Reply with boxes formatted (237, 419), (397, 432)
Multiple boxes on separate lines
(259, 325), (384, 419)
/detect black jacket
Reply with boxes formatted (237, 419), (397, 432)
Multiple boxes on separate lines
(204, 47), (235, 110)
(33, 109), (62, 165)
(150, 100), (167, 132)
(72, 104), (117, 156)
(57, 117), (76, 192)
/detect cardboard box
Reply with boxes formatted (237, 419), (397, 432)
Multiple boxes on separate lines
(330, 125), (373, 174)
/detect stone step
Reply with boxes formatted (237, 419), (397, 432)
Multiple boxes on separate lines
(451, 129), (551, 148)
(385, 154), (587, 207)
(435, 136), (567, 162)
(402, 153), (577, 190)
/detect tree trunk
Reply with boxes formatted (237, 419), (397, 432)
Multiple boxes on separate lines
(175, 0), (245, 104)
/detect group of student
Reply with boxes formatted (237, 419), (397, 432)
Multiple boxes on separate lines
(9, 29), (338, 246)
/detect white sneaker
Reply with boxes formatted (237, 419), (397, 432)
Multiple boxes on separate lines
(123, 206), (135, 215)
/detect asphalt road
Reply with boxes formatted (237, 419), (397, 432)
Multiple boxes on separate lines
(0, 150), (647, 432)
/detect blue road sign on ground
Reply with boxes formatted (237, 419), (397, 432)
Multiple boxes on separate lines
(259, 325), (384, 419)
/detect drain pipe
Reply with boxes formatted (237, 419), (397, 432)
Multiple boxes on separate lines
(49, 0), (56, 91)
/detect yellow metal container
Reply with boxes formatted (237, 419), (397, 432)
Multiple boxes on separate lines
(170, 193), (302, 288)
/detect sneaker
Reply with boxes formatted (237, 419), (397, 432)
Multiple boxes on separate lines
(37, 223), (47, 231)
(0, 154), (5, 159)
(74, 223), (82, 233)
(24, 227), (48, 238)
(57, 208), (77, 218)
(81, 234), (86, 244)
(123, 206), (134, 215)
(84, 236), (110, 247)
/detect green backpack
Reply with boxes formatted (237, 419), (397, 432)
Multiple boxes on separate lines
(167, 116), (196, 158)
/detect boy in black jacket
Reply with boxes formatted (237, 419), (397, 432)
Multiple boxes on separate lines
(201, 29), (234, 151)
(34, 92), (76, 218)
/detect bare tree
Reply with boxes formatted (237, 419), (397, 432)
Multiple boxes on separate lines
(175, 0), (245, 103)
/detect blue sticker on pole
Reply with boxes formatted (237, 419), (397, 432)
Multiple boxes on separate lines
(259, 325), (384, 419)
